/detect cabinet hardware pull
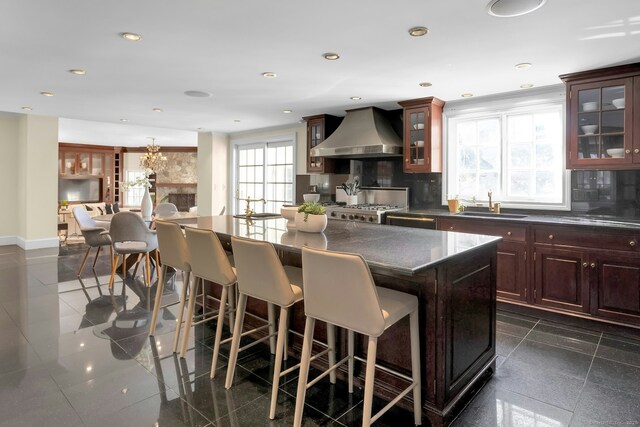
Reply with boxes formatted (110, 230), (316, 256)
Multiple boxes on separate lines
(590, 263), (596, 268)
(507, 231), (512, 236)
(583, 262), (588, 268)
(625, 149), (631, 154)
(635, 149), (640, 154)
(548, 234), (554, 240)
(631, 241), (637, 247)
(449, 226), (454, 230)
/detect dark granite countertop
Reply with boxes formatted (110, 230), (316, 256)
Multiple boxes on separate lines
(394, 209), (640, 231)
(172, 215), (501, 276)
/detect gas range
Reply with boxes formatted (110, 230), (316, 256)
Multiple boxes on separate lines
(325, 187), (409, 224)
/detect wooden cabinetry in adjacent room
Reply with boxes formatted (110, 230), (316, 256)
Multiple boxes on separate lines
(561, 63), (640, 169)
(438, 218), (528, 303)
(398, 97), (444, 173)
(533, 224), (640, 324)
(302, 114), (342, 174)
(59, 143), (121, 203)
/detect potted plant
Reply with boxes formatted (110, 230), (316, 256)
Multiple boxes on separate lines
(59, 200), (69, 211)
(447, 195), (464, 213)
(295, 201), (327, 233)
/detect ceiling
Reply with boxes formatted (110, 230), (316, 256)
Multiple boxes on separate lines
(1, 1), (639, 147)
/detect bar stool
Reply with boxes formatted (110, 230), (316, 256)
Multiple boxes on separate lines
(184, 227), (237, 372)
(294, 246), (422, 427)
(150, 220), (193, 355)
(225, 236), (305, 420)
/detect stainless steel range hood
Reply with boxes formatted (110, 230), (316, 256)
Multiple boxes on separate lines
(310, 107), (402, 158)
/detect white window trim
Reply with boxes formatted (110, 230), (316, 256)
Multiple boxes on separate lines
(230, 133), (297, 215)
(443, 86), (571, 211)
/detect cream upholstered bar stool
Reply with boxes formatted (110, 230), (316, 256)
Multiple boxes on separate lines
(107, 212), (159, 290)
(294, 247), (422, 427)
(225, 236), (305, 420)
(184, 227), (237, 370)
(151, 220), (194, 355)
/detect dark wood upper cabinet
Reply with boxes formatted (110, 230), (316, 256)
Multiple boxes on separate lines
(561, 63), (640, 169)
(398, 97), (444, 173)
(302, 114), (342, 174)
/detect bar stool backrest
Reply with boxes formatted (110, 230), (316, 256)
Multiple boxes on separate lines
(155, 221), (191, 272)
(231, 236), (296, 306)
(185, 227), (236, 286)
(302, 247), (385, 337)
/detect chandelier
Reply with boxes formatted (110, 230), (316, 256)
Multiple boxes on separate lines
(140, 137), (167, 173)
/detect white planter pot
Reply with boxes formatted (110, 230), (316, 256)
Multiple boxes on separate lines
(141, 187), (153, 221)
(346, 195), (358, 206)
(294, 212), (327, 233)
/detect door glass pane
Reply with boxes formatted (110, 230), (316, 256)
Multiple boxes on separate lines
(602, 85), (625, 111)
(578, 88), (600, 112)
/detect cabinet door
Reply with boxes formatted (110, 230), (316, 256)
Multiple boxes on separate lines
(568, 78), (633, 168)
(62, 152), (77, 175)
(496, 241), (528, 302)
(91, 153), (104, 176)
(634, 75), (640, 163)
(534, 246), (589, 313)
(307, 118), (324, 173)
(404, 106), (430, 172)
(590, 251), (640, 324)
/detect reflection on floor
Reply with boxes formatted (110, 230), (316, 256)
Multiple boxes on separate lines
(1, 244), (640, 426)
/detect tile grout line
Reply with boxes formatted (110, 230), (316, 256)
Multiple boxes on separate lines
(571, 331), (603, 414)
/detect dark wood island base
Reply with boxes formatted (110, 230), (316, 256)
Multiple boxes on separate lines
(174, 216), (499, 426)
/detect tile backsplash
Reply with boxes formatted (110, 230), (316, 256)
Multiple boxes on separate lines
(571, 170), (640, 218)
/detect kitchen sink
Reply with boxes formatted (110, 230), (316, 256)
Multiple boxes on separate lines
(458, 212), (527, 219)
(232, 213), (281, 219)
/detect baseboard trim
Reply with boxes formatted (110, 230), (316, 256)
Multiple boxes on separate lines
(0, 236), (18, 246)
(15, 236), (60, 250)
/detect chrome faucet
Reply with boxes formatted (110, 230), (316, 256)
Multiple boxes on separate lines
(488, 190), (493, 212)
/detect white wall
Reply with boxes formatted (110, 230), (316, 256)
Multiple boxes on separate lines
(0, 113), (20, 245)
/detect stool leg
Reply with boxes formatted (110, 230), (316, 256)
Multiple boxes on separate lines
(145, 252), (152, 287)
(228, 283), (236, 334)
(225, 293), (248, 389)
(267, 302), (276, 354)
(327, 323), (337, 384)
(293, 317), (315, 427)
(210, 284), (229, 379)
(108, 254), (120, 289)
(362, 336), (378, 427)
(92, 246), (101, 271)
(410, 310), (422, 425)
(172, 271), (190, 354)
(269, 306), (289, 419)
(149, 264), (167, 336)
(179, 272), (196, 357)
(348, 329), (355, 393)
(78, 247), (92, 277)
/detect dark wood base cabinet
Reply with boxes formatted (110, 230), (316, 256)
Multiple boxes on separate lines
(590, 251), (640, 324)
(533, 246), (589, 313)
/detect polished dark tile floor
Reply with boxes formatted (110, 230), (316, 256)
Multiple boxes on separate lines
(1, 244), (640, 426)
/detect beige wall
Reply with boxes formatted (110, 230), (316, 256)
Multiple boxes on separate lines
(197, 132), (229, 216)
(0, 113), (20, 244)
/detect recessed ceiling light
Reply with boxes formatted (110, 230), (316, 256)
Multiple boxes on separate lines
(184, 90), (212, 98)
(350, 96), (362, 100)
(40, 91), (54, 97)
(196, 127), (203, 131)
(408, 26), (429, 37)
(323, 53), (340, 60)
(487, 0), (547, 17)
(152, 108), (163, 112)
(520, 83), (534, 88)
(262, 72), (277, 78)
(68, 69), (86, 75)
(461, 93), (474, 98)
(120, 118), (128, 122)
(234, 119), (241, 122)
(515, 62), (532, 70)
(120, 32), (142, 41)
(419, 82), (432, 87)
(21, 106), (32, 111)
(283, 110), (293, 114)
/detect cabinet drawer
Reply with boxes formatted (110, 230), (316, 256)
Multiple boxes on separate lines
(438, 218), (527, 242)
(534, 225), (640, 252)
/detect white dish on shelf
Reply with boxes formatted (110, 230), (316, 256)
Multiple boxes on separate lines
(606, 148), (625, 158)
(612, 98), (625, 109)
(581, 125), (598, 135)
(413, 140), (424, 147)
(303, 193), (320, 203)
(413, 123), (425, 130)
(582, 102), (598, 112)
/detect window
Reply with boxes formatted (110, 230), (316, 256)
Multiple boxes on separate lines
(234, 137), (295, 214)
(124, 170), (146, 207)
(446, 94), (569, 210)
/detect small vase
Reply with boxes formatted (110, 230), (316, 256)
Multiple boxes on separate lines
(447, 199), (460, 213)
(346, 195), (358, 206)
(141, 187), (153, 221)
(294, 212), (327, 233)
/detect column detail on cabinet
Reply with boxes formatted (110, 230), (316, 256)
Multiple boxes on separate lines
(398, 97), (445, 173)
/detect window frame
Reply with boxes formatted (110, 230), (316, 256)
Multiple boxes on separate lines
(443, 87), (571, 211)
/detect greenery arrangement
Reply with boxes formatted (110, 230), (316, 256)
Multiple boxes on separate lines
(59, 200), (69, 209)
(297, 201), (326, 222)
(121, 173), (151, 190)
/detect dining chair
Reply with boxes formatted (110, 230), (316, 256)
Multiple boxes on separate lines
(107, 211), (160, 289)
(155, 202), (179, 217)
(72, 206), (113, 277)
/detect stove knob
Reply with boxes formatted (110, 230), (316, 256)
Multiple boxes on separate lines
(341, 214), (347, 219)
(330, 211), (336, 217)
(368, 216), (375, 222)
(360, 216), (366, 221)
(348, 214), (355, 220)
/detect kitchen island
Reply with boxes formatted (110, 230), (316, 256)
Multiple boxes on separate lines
(172, 215), (501, 426)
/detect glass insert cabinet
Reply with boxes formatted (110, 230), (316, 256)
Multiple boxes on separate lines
(398, 97), (445, 173)
(561, 64), (639, 169)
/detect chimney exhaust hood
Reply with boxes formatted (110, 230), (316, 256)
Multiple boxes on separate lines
(310, 107), (402, 158)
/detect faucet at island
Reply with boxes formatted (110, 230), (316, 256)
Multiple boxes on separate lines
(236, 190), (266, 218)
(488, 190), (493, 212)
